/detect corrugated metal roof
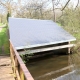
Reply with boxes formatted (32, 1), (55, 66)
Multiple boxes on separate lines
(9, 17), (76, 50)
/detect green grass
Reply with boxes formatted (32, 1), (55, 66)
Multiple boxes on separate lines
(0, 23), (4, 26)
(57, 23), (62, 26)
(60, 24), (80, 53)
(62, 26), (80, 42)
(0, 26), (9, 54)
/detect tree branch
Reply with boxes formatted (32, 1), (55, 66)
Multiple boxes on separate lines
(61, 0), (71, 11)
(55, 0), (61, 6)
(75, 0), (79, 10)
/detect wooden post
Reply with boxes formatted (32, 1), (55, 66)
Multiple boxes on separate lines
(68, 42), (70, 54)
(66, 42), (71, 55)
(15, 57), (18, 80)
(20, 67), (24, 80)
(68, 42), (72, 71)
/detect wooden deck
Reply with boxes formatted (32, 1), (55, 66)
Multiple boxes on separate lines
(0, 56), (15, 80)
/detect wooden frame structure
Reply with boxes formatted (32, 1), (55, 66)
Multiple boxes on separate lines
(10, 40), (34, 80)
(18, 42), (75, 56)
(9, 18), (76, 51)
(9, 18), (76, 80)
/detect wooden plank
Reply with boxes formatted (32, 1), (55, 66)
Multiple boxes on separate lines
(10, 40), (34, 80)
(68, 42), (70, 54)
(20, 67), (25, 80)
(19, 44), (75, 55)
(0, 56), (15, 80)
(16, 69), (21, 80)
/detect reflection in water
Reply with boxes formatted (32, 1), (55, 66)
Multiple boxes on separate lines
(26, 52), (70, 80)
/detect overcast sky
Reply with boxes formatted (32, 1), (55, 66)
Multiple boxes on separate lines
(0, 0), (79, 13)
(14, 0), (78, 5)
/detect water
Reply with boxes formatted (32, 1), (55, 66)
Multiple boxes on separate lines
(25, 51), (70, 80)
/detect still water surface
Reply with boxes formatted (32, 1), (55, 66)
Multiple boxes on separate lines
(26, 52), (70, 80)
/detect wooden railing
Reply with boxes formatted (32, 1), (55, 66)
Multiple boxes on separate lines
(10, 40), (34, 80)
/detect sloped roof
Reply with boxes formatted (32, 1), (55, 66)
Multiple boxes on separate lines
(9, 17), (76, 50)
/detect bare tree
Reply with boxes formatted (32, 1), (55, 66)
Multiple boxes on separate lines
(51, 0), (61, 22)
(15, 0), (48, 19)
(51, 0), (56, 21)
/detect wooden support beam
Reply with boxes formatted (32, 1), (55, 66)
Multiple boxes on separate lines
(19, 44), (75, 55)
(68, 42), (71, 54)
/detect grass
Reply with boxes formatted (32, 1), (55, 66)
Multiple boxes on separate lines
(62, 26), (80, 42)
(0, 23), (4, 26)
(0, 26), (9, 54)
(60, 24), (80, 53)
(57, 23), (80, 42)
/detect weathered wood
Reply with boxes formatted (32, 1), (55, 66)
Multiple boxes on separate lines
(10, 40), (34, 80)
(16, 69), (21, 80)
(20, 67), (25, 80)
(68, 42), (71, 54)
(0, 56), (15, 80)
(19, 44), (75, 55)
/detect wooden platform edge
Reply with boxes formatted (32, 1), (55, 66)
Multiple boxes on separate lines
(20, 44), (75, 55)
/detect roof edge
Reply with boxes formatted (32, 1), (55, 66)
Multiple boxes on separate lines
(16, 38), (76, 50)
